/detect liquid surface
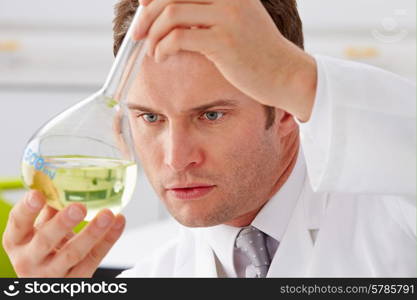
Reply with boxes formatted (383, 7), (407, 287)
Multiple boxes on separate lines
(21, 156), (137, 221)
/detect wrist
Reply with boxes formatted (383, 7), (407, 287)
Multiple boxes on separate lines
(292, 53), (317, 123)
(272, 42), (317, 123)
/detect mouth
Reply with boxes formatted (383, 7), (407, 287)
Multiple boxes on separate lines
(166, 184), (216, 200)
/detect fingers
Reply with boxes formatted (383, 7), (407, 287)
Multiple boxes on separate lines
(34, 204), (58, 229)
(54, 231), (76, 252)
(135, 0), (212, 39)
(68, 215), (126, 277)
(49, 209), (117, 274)
(154, 27), (217, 63)
(145, 3), (216, 57)
(3, 191), (124, 278)
(26, 203), (87, 262)
(3, 190), (45, 249)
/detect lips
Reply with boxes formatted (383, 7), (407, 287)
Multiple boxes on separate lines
(166, 184), (215, 200)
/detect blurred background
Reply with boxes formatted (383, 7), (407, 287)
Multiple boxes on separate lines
(0, 0), (415, 276)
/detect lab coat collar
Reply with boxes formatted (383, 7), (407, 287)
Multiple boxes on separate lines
(265, 148), (329, 277)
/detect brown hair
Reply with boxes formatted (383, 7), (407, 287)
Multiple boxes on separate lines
(112, 0), (304, 129)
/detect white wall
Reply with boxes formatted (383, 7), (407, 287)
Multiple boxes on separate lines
(299, 0), (416, 80)
(0, 0), (117, 28)
(298, 0), (415, 31)
(0, 0), (415, 88)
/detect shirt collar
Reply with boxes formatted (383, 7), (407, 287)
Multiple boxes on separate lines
(202, 224), (241, 277)
(203, 147), (306, 276)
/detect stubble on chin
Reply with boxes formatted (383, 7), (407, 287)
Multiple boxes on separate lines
(162, 192), (239, 228)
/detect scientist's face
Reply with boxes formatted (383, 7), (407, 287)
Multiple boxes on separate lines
(127, 52), (296, 227)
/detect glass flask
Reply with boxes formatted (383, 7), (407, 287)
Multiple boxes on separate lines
(21, 6), (146, 221)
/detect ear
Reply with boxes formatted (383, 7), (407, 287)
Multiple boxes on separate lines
(275, 108), (298, 138)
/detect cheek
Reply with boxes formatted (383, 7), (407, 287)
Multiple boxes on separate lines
(201, 118), (275, 171)
(225, 122), (267, 152)
(209, 129), (261, 174)
(224, 126), (279, 175)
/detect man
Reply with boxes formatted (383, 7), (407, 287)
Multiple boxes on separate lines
(3, 0), (416, 277)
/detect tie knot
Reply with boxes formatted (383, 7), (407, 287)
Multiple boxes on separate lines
(235, 226), (271, 277)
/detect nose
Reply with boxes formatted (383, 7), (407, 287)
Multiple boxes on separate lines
(163, 123), (204, 172)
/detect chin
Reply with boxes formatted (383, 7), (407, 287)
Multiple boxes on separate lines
(168, 206), (225, 228)
(175, 217), (220, 228)
(161, 192), (236, 227)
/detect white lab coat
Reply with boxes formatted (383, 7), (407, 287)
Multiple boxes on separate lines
(118, 55), (416, 277)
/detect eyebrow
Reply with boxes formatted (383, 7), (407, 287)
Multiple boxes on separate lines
(127, 99), (239, 114)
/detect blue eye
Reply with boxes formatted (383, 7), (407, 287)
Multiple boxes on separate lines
(143, 113), (159, 123)
(203, 111), (224, 121)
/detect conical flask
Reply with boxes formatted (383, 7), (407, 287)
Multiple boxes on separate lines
(21, 6), (146, 221)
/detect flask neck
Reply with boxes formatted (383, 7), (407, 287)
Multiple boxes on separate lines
(102, 5), (145, 102)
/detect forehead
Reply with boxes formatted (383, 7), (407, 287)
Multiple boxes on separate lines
(127, 51), (253, 111)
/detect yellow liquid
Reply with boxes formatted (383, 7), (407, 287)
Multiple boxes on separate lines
(21, 156), (137, 221)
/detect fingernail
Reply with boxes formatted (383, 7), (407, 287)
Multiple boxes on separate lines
(67, 205), (84, 221)
(97, 213), (113, 228)
(26, 191), (42, 210)
(112, 216), (125, 230)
